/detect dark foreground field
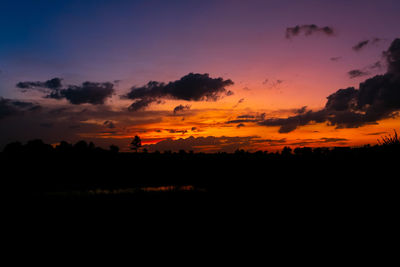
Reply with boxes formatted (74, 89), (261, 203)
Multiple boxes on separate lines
(2, 139), (399, 218)
(2, 141), (399, 255)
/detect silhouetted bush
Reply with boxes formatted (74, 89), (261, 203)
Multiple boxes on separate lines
(378, 130), (400, 146)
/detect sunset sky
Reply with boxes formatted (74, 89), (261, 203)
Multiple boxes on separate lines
(1, 0), (400, 152)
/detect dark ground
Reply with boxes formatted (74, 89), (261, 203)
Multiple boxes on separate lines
(1, 141), (398, 256)
(2, 141), (398, 216)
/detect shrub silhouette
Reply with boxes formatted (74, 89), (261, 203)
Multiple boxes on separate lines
(378, 130), (400, 146)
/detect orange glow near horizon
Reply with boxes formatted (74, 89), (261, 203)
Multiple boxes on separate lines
(75, 95), (400, 152)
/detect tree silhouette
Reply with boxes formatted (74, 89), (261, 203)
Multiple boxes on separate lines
(109, 144), (119, 153)
(130, 135), (142, 152)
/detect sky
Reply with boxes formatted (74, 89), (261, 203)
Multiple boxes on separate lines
(1, 0), (400, 152)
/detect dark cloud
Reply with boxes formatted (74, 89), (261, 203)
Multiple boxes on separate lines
(17, 77), (63, 90)
(352, 40), (370, 51)
(295, 106), (308, 114)
(330, 57), (342, 62)
(17, 78), (114, 105)
(348, 61), (383, 79)
(348, 69), (370, 79)
(237, 114), (255, 119)
(364, 132), (388, 136)
(48, 82), (114, 105)
(226, 118), (258, 124)
(166, 129), (188, 134)
(237, 123), (245, 128)
(259, 110), (327, 133)
(123, 73), (234, 111)
(353, 38), (384, 51)
(104, 120), (116, 129)
(226, 113), (266, 125)
(385, 38), (400, 74)
(0, 97), (41, 119)
(173, 104), (191, 114)
(258, 38), (400, 133)
(325, 87), (358, 111)
(226, 119), (254, 124)
(127, 98), (156, 112)
(285, 24), (335, 39)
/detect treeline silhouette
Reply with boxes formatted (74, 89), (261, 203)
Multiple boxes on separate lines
(1, 131), (399, 211)
(2, 131), (399, 159)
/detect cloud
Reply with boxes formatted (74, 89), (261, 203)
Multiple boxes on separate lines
(353, 40), (370, 51)
(364, 132), (388, 136)
(386, 38), (400, 74)
(369, 61), (383, 70)
(295, 106), (308, 114)
(285, 24), (335, 39)
(104, 120), (116, 129)
(232, 98), (245, 108)
(259, 110), (327, 133)
(17, 78), (115, 105)
(330, 57), (342, 62)
(258, 38), (400, 133)
(266, 79), (284, 90)
(0, 97), (41, 119)
(226, 113), (266, 124)
(348, 69), (370, 79)
(347, 61), (383, 79)
(17, 78), (63, 90)
(167, 129), (188, 134)
(173, 104), (191, 114)
(237, 123), (245, 128)
(237, 114), (255, 119)
(353, 38), (384, 51)
(48, 82), (114, 105)
(127, 98), (156, 112)
(123, 73), (234, 111)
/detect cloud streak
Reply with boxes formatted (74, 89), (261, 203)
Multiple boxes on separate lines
(286, 24), (335, 39)
(352, 38), (384, 51)
(0, 97), (41, 119)
(348, 69), (370, 79)
(173, 104), (191, 114)
(17, 78), (63, 90)
(17, 78), (115, 105)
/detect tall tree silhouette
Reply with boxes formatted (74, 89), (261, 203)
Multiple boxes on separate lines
(130, 135), (142, 152)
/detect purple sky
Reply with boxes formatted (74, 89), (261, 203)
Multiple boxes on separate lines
(1, 0), (399, 151)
